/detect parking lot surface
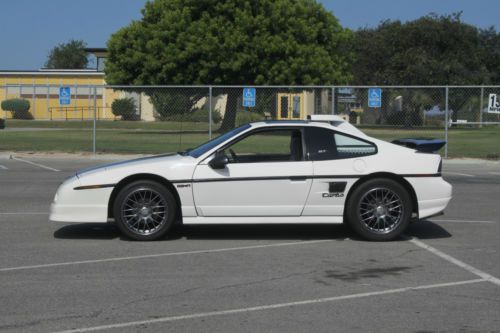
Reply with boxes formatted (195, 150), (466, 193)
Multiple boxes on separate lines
(0, 154), (499, 332)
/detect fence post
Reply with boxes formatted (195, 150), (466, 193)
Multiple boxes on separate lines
(74, 83), (78, 113)
(479, 86), (484, 129)
(208, 85), (213, 140)
(32, 82), (36, 118)
(445, 86), (449, 158)
(87, 85), (91, 118)
(46, 84), (50, 119)
(93, 86), (97, 155)
(331, 86), (335, 115)
(3, 85), (6, 120)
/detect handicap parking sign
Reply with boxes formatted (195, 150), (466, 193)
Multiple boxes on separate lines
(368, 88), (382, 108)
(59, 87), (71, 105)
(242, 88), (256, 108)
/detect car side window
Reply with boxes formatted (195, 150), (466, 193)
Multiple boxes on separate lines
(305, 127), (376, 161)
(334, 133), (377, 158)
(222, 128), (303, 163)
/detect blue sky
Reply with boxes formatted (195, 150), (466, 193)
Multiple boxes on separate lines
(1, 0), (499, 70)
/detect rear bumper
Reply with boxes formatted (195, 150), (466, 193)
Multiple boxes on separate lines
(417, 197), (452, 219)
(405, 177), (452, 219)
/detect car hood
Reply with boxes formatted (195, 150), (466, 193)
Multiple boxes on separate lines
(76, 153), (183, 178)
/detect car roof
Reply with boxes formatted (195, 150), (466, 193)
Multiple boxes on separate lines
(249, 119), (368, 138)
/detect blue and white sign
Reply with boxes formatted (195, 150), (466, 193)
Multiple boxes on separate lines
(368, 88), (382, 108)
(59, 87), (71, 105)
(242, 87), (256, 108)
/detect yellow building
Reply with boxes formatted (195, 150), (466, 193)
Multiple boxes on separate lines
(0, 69), (122, 120)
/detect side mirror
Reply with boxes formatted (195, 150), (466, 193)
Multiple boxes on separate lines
(209, 153), (229, 169)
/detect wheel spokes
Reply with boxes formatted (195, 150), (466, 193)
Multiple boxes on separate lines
(121, 188), (168, 235)
(358, 187), (403, 234)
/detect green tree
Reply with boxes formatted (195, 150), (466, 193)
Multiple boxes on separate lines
(479, 27), (500, 84)
(105, 0), (352, 131)
(351, 13), (490, 85)
(45, 40), (88, 69)
(351, 13), (498, 123)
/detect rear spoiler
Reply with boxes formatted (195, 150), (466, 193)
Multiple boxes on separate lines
(391, 138), (446, 153)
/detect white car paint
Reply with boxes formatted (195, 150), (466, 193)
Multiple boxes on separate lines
(50, 116), (452, 225)
(192, 161), (313, 216)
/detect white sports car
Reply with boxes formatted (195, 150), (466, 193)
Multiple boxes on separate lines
(50, 115), (452, 241)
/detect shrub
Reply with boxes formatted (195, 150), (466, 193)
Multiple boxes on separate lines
(150, 90), (203, 120)
(186, 108), (221, 123)
(111, 97), (139, 120)
(1, 98), (33, 119)
(386, 110), (423, 127)
(158, 108), (222, 123)
(235, 111), (265, 126)
(424, 117), (444, 128)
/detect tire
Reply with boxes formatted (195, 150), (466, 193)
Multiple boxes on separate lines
(346, 178), (412, 241)
(113, 180), (176, 241)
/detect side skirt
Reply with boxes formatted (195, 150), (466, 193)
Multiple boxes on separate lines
(182, 216), (344, 224)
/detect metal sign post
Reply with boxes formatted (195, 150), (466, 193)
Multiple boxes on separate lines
(93, 86), (97, 155)
(331, 87), (335, 115)
(444, 86), (449, 158)
(208, 86), (212, 140)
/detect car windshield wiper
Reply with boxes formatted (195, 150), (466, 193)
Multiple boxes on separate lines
(177, 148), (192, 156)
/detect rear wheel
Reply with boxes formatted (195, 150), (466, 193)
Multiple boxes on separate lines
(346, 178), (412, 241)
(113, 180), (176, 241)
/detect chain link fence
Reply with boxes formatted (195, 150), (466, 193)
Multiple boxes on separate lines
(1, 85), (499, 158)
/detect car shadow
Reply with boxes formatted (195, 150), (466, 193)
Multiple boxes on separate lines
(178, 224), (354, 241)
(53, 220), (451, 242)
(53, 223), (120, 240)
(405, 219), (452, 239)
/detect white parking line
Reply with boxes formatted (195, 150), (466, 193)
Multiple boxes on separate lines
(442, 171), (475, 177)
(11, 156), (60, 172)
(54, 278), (485, 333)
(0, 165), (7, 170)
(0, 240), (332, 272)
(410, 238), (500, 287)
(430, 219), (496, 224)
(488, 172), (500, 175)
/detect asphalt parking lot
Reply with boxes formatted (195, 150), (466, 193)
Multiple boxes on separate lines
(0, 154), (499, 332)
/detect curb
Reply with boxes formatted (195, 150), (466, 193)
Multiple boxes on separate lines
(0, 152), (144, 161)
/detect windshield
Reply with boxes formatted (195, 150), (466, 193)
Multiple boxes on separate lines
(184, 124), (251, 158)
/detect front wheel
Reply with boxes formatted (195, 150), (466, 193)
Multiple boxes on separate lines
(346, 178), (412, 241)
(113, 180), (176, 241)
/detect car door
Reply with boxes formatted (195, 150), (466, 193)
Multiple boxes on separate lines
(301, 126), (378, 216)
(192, 127), (313, 217)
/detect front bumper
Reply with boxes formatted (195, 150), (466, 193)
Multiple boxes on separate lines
(49, 177), (113, 223)
(50, 201), (110, 223)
